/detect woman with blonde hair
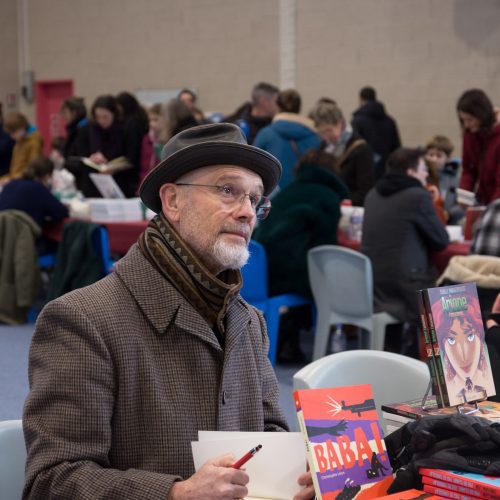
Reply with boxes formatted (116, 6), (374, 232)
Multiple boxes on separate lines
(310, 101), (375, 206)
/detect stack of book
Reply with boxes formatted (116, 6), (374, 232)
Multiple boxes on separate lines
(417, 282), (496, 409)
(419, 468), (500, 499)
(382, 397), (500, 434)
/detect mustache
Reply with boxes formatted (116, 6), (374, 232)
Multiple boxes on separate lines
(221, 224), (252, 241)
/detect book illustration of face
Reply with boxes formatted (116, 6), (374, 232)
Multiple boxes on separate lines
(443, 316), (481, 382)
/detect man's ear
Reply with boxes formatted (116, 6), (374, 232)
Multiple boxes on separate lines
(159, 184), (181, 223)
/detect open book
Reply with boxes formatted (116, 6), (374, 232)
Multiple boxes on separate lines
(71, 155), (133, 174)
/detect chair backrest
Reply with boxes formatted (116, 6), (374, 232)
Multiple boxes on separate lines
(0, 420), (26, 500)
(293, 350), (430, 425)
(240, 240), (269, 303)
(308, 245), (373, 321)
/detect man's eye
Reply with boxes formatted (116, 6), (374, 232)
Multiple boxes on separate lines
(220, 184), (235, 196)
(249, 194), (260, 207)
(446, 337), (456, 346)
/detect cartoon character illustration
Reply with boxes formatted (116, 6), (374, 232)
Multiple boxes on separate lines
(335, 478), (361, 500)
(432, 291), (495, 405)
(365, 451), (390, 478)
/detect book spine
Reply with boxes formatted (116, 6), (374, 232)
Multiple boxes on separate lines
(420, 469), (498, 499)
(293, 392), (322, 500)
(423, 483), (477, 500)
(422, 476), (487, 499)
(422, 289), (450, 407)
(417, 290), (443, 407)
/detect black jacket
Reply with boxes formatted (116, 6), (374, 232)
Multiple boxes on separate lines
(224, 102), (272, 145)
(361, 174), (449, 323)
(352, 101), (401, 177)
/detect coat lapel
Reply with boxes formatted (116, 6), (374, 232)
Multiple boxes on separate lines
(114, 244), (222, 350)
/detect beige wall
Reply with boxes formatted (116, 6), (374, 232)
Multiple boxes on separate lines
(0, 0), (19, 115)
(1, 0), (499, 151)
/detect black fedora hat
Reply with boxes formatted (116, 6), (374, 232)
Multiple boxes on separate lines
(140, 122), (282, 213)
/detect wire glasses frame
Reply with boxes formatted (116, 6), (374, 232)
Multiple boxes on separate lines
(175, 182), (272, 220)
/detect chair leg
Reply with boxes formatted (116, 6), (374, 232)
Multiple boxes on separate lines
(312, 313), (331, 361)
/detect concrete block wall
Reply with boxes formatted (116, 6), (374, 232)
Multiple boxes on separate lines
(1, 0), (499, 151)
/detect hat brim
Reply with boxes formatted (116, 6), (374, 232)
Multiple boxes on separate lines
(140, 141), (282, 213)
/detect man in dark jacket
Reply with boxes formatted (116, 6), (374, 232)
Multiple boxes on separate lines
(361, 147), (449, 354)
(225, 82), (279, 144)
(352, 86), (401, 178)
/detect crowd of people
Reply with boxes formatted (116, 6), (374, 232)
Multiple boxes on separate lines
(0, 83), (499, 357)
(0, 79), (499, 499)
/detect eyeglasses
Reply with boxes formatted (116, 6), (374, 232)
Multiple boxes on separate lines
(175, 182), (272, 220)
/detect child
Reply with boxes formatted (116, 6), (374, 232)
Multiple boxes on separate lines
(425, 135), (463, 224)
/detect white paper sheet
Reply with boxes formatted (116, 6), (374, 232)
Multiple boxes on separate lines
(192, 431), (306, 500)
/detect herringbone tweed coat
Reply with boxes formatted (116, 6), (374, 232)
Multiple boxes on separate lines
(23, 244), (288, 499)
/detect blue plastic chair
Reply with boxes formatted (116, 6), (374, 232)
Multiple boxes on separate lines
(241, 240), (314, 366)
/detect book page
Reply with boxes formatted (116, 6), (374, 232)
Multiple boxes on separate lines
(89, 173), (125, 199)
(193, 431), (306, 500)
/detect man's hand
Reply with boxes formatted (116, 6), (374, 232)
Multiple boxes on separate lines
(293, 469), (315, 499)
(168, 454), (249, 500)
(487, 293), (500, 329)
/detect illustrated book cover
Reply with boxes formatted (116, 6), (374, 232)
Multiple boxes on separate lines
(423, 282), (496, 407)
(420, 468), (500, 499)
(294, 384), (393, 499)
(422, 476), (487, 500)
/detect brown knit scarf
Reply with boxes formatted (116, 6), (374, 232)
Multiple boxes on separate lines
(138, 213), (243, 335)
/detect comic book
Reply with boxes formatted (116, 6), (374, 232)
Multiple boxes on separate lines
(421, 289), (450, 407)
(416, 290), (443, 406)
(423, 282), (496, 407)
(420, 468), (500, 499)
(294, 384), (393, 499)
(381, 397), (500, 422)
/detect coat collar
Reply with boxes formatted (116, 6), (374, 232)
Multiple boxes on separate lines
(114, 244), (252, 351)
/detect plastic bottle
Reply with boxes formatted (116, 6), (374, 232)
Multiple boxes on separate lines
(330, 324), (347, 353)
(349, 208), (363, 242)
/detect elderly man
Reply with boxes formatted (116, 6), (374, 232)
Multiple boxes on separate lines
(23, 123), (314, 499)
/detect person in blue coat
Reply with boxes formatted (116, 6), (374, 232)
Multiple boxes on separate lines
(254, 89), (321, 190)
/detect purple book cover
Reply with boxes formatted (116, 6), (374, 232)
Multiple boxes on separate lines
(427, 282), (496, 407)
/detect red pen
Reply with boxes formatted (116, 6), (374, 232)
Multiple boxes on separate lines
(231, 444), (263, 469)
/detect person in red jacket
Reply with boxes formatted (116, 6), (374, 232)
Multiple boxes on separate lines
(457, 89), (500, 205)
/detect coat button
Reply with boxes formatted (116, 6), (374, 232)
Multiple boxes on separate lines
(222, 390), (228, 405)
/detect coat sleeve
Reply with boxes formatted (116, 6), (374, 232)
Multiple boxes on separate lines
(413, 190), (450, 251)
(23, 300), (180, 500)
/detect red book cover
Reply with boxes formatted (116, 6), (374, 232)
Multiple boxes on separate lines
(420, 468), (500, 499)
(294, 384), (393, 499)
(424, 483), (477, 499)
(425, 282), (496, 406)
(422, 476), (486, 499)
(377, 489), (441, 499)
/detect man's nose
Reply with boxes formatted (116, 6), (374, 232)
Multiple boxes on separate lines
(234, 194), (256, 220)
